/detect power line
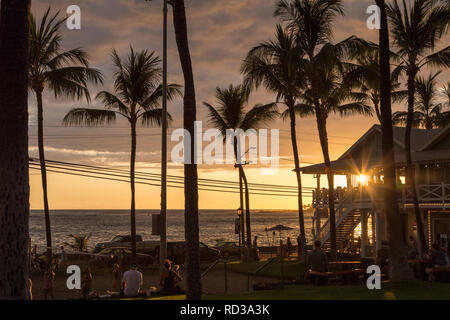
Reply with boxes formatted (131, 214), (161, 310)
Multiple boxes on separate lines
(29, 165), (313, 198)
(30, 158), (316, 191)
(29, 159), (316, 197)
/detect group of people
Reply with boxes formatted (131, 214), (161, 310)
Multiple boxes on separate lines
(38, 258), (184, 300)
(120, 260), (183, 297)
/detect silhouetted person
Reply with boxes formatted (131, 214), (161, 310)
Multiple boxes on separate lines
(160, 260), (182, 294)
(427, 243), (448, 267)
(307, 241), (328, 285)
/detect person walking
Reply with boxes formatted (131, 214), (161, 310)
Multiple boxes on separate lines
(43, 266), (55, 299)
(253, 236), (259, 261)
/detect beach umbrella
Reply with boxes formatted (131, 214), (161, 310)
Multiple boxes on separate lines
(266, 225), (293, 241)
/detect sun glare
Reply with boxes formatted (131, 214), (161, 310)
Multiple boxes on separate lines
(357, 175), (369, 186)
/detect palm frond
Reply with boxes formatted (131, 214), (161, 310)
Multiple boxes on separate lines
(203, 102), (229, 135)
(140, 83), (183, 111)
(139, 108), (172, 127)
(96, 91), (130, 116)
(240, 103), (279, 131)
(63, 108), (117, 126)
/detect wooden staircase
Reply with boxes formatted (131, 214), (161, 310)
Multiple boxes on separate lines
(314, 190), (364, 252)
(321, 209), (361, 251)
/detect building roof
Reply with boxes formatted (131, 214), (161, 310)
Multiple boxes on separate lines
(301, 124), (450, 174)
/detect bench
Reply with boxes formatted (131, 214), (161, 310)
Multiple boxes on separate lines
(334, 269), (366, 284)
(306, 270), (333, 285)
(425, 266), (450, 282)
(306, 269), (366, 285)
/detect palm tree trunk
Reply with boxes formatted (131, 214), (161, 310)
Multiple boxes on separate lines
(130, 119), (137, 258)
(377, 0), (413, 281)
(241, 167), (252, 261)
(374, 101), (382, 124)
(315, 110), (337, 261)
(405, 68), (428, 257)
(233, 137), (252, 261)
(171, 0), (202, 300)
(36, 90), (52, 265)
(239, 166), (245, 260)
(287, 102), (307, 262)
(0, 0), (31, 299)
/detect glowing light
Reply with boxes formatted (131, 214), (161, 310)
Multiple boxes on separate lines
(357, 175), (369, 186)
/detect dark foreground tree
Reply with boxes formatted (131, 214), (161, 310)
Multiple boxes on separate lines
(376, 0), (413, 281)
(171, 0), (202, 300)
(0, 0), (31, 299)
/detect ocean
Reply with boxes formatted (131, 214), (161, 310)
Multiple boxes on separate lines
(29, 209), (313, 251)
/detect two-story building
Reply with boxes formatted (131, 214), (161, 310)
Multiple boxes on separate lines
(301, 124), (450, 258)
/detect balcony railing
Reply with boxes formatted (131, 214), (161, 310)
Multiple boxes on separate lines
(313, 183), (450, 209)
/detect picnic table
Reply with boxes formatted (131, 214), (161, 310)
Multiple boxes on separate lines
(307, 261), (365, 285)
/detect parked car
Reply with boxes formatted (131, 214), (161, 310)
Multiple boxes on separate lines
(213, 241), (242, 259)
(93, 234), (159, 253)
(90, 247), (154, 267)
(154, 241), (220, 264)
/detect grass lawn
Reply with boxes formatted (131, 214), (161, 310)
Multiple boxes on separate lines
(147, 281), (450, 300)
(211, 258), (307, 280)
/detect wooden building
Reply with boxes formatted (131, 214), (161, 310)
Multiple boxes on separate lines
(301, 124), (450, 258)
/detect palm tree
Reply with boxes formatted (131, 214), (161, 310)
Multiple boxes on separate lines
(376, 0), (414, 282)
(0, 0), (31, 299)
(393, 72), (447, 129)
(203, 85), (278, 261)
(29, 8), (103, 262)
(346, 49), (407, 123)
(274, 0), (372, 260)
(386, 0), (450, 256)
(242, 25), (309, 261)
(443, 82), (450, 107)
(64, 233), (92, 252)
(64, 47), (179, 258)
(170, 0), (202, 300)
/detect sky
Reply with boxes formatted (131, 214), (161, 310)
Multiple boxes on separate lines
(29, 0), (450, 210)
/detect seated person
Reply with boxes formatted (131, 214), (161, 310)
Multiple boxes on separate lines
(121, 263), (143, 297)
(426, 243), (449, 267)
(306, 240), (328, 285)
(160, 260), (182, 294)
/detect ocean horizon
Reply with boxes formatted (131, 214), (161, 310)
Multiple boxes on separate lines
(29, 209), (313, 252)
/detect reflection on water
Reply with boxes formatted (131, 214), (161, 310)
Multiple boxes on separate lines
(29, 209), (313, 251)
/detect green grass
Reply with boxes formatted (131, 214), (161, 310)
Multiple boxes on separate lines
(145, 281), (450, 300)
(211, 258), (307, 280)
(207, 281), (450, 300)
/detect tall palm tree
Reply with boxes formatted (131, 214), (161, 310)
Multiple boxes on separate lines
(376, 0), (414, 282)
(63, 48), (179, 258)
(170, 0), (202, 300)
(29, 8), (103, 262)
(274, 0), (372, 260)
(0, 0), (31, 299)
(393, 72), (447, 129)
(386, 0), (450, 256)
(203, 85), (278, 261)
(345, 49), (407, 123)
(242, 25), (308, 261)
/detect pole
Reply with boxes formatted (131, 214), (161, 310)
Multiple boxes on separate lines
(160, 0), (168, 267)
